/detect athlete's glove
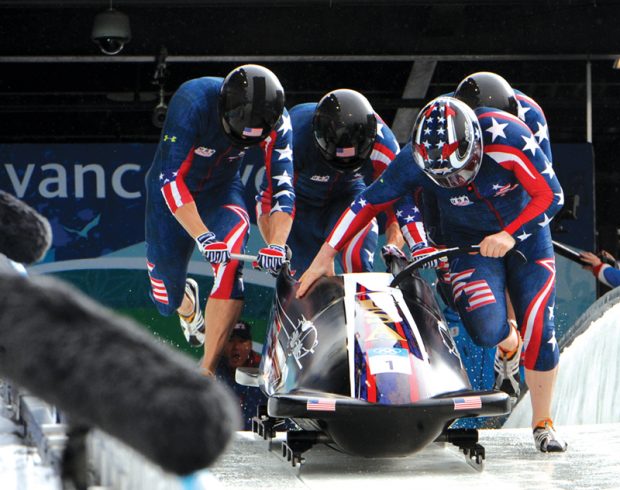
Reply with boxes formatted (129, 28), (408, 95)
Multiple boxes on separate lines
(411, 245), (444, 269)
(381, 244), (407, 268)
(196, 232), (230, 265)
(255, 244), (288, 276)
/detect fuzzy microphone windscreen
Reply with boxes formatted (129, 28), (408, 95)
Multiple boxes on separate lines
(0, 273), (240, 475)
(0, 191), (52, 264)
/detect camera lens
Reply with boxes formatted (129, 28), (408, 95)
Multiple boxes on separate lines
(91, 9), (131, 56)
(97, 37), (125, 56)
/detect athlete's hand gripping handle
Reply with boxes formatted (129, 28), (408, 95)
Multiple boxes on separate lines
(255, 244), (290, 276)
(196, 232), (230, 265)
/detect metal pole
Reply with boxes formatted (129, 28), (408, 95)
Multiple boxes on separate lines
(587, 60), (592, 143)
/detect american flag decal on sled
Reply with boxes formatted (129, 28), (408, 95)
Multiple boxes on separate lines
(307, 398), (336, 412)
(453, 396), (482, 410)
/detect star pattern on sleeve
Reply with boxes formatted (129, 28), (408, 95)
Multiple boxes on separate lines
(486, 117), (509, 142)
(541, 161), (555, 179)
(517, 230), (532, 241)
(273, 169), (293, 187)
(538, 213), (552, 228)
(518, 103), (530, 121)
(521, 133), (539, 156)
(535, 121), (549, 144)
(278, 113), (292, 136)
(270, 201), (285, 213)
(273, 189), (294, 199)
(376, 121), (384, 138)
(276, 144), (293, 161)
(555, 190), (565, 206)
(159, 169), (178, 184)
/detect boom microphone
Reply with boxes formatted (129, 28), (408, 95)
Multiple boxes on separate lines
(0, 191), (52, 264)
(0, 273), (240, 475)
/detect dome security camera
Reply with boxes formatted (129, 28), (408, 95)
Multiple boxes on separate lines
(91, 8), (131, 55)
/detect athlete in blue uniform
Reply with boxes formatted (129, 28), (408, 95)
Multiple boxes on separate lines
(297, 96), (567, 452)
(145, 65), (294, 376)
(257, 89), (402, 277)
(393, 73), (555, 405)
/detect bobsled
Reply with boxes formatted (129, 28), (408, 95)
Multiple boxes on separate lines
(235, 247), (512, 468)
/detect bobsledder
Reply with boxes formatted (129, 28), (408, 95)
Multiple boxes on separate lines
(234, 246), (512, 469)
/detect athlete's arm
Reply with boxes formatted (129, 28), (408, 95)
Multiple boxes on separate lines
(256, 110), (295, 247)
(157, 88), (211, 240)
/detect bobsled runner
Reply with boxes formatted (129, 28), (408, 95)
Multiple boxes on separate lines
(234, 247), (512, 469)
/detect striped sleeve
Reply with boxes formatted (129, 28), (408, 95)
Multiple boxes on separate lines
(157, 88), (200, 214)
(327, 145), (420, 251)
(369, 116), (401, 227)
(480, 112), (563, 240)
(393, 193), (429, 252)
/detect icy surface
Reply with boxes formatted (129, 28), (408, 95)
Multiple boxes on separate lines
(209, 424), (620, 489)
(506, 302), (620, 428)
(1, 300), (618, 488)
(0, 442), (61, 490)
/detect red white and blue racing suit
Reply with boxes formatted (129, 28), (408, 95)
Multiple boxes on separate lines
(592, 263), (620, 288)
(257, 102), (399, 277)
(399, 90), (554, 313)
(145, 77), (294, 315)
(326, 107), (564, 372)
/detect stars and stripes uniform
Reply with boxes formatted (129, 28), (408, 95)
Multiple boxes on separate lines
(591, 262), (620, 288)
(515, 89), (552, 163)
(144, 76), (293, 314)
(326, 104), (563, 371)
(263, 102), (399, 277)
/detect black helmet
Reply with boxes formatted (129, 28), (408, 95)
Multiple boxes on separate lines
(312, 89), (377, 172)
(412, 96), (483, 189)
(454, 72), (519, 117)
(218, 64), (285, 147)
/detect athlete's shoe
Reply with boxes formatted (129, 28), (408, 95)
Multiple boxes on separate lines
(533, 419), (568, 452)
(494, 323), (523, 399)
(178, 278), (205, 347)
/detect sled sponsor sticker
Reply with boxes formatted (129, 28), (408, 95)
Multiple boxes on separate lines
(453, 396), (482, 410)
(307, 398), (336, 412)
(367, 347), (411, 375)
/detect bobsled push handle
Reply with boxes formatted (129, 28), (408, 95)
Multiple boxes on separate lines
(230, 253), (258, 263)
(230, 252), (294, 278)
(552, 240), (590, 266)
(389, 245), (527, 288)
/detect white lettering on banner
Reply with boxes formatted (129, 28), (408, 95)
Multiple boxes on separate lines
(2, 162), (143, 199)
(254, 167), (265, 192)
(40, 163), (68, 198)
(239, 165), (265, 195)
(112, 164), (141, 199)
(239, 165), (253, 186)
(75, 164), (105, 198)
(4, 163), (34, 197)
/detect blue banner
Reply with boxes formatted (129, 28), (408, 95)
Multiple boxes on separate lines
(0, 143), (269, 263)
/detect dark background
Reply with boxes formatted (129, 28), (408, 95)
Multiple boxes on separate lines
(1, 0), (619, 254)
